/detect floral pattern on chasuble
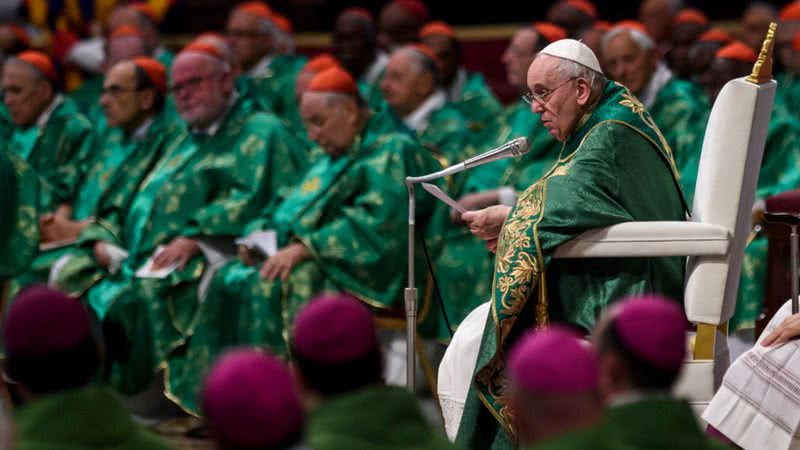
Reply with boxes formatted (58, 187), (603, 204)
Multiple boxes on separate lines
(473, 81), (687, 435)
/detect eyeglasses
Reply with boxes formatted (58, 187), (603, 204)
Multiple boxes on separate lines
(101, 85), (141, 97)
(522, 77), (578, 106)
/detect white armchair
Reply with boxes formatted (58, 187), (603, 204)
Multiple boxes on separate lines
(553, 74), (776, 414)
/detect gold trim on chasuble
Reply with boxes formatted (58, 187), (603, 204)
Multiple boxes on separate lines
(475, 83), (681, 437)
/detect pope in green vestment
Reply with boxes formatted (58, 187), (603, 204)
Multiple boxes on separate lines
(0, 149), (39, 279)
(732, 110), (800, 331)
(432, 100), (564, 336)
(606, 397), (728, 450)
(163, 110), (442, 415)
(9, 95), (94, 212)
(14, 110), (188, 294)
(13, 386), (172, 450)
(78, 95), (308, 396)
(456, 80), (687, 449)
(306, 386), (459, 450)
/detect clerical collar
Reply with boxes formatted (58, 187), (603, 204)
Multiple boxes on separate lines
(35, 94), (63, 129)
(361, 52), (388, 86)
(403, 89), (447, 132)
(192, 93), (238, 137)
(131, 117), (154, 142)
(447, 67), (468, 102)
(639, 62), (673, 109)
(608, 390), (671, 407)
(246, 55), (274, 78)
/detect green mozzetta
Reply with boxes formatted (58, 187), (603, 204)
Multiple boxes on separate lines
(606, 397), (730, 450)
(163, 113), (443, 414)
(306, 386), (459, 450)
(456, 81), (687, 449)
(13, 386), (172, 450)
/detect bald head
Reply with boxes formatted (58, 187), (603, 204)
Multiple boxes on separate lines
(333, 10), (377, 78)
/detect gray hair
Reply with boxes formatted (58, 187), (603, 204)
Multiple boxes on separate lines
(538, 53), (606, 95)
(396, 47), (440, 84)
(601, 27), (655, 55)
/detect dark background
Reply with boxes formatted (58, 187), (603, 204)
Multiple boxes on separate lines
(160, 0), (788, 33)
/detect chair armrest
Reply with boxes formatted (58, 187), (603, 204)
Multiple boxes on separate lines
(554, 222), (731, 258)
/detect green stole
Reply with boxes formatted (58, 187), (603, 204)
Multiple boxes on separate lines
(475, 81), (687, 438)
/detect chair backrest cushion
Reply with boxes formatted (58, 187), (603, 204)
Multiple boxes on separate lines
(685, 78), (775, 324)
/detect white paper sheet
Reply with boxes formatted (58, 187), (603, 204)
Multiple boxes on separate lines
(421, 183), (466, 213)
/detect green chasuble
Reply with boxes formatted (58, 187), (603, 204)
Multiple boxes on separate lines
(526, 425), (633, 450)
(79, 95), (308, 397)
(306, 386), (459, 450)
(648, 77), (709, 194)
(0, 149), (39, 279)
(9, 96), (94, 212)
(456, 81), (687, 450)
(246, 54), (307, 119)
(164, 114), (442, 415)
(68, 76), (103, 115)
(607, 397), (729, 450)
(434, 100), (562, 339)
(732, 111), (800, 331)
(449, 70), (503, 140)
(14, 111), (187, 293)
(13, 386), (172, 450)
(775, 71), (800, 119)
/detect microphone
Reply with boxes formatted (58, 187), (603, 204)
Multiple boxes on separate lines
(406, 137), (530, 184)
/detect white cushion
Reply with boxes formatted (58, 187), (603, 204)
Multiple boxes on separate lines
(553, 222), (730, 258)
(685, 78), (775, 325)
(438, 302), (491, 442)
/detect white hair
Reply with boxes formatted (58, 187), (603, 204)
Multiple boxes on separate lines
(536, 53), (607, 95)
(601, 27), (655, 56)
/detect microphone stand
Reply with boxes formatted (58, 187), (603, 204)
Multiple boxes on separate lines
(402, 138), (529, 392)
(403, 163), (471, 392)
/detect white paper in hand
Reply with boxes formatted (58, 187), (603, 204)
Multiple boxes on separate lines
(135, 246), (177, 279)
(235, 230), (278, 257)
(421, 183), (466, 213)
